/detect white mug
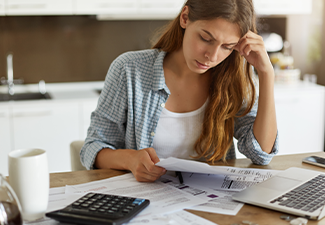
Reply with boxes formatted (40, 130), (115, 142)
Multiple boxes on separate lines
(8, 148), (49, 221)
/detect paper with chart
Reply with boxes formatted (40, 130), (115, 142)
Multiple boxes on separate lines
(181, 167), (280, 191)
(160, 174), (244, 215)
(128, 210), (218, 225)
(65, 173), (206, 216)
(26, 177), (215, 225)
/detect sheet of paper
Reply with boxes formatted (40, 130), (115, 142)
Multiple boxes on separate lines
(47, 187), (82, 213)
(25, 184), (212, 225)
(65, 173), (207, 216)
(156, 157), (237, 175)
(188, 191), (243, 215)
(181, 168), (280, 192)
(161, 174), (243, 215)
(128, 210), (218, 225)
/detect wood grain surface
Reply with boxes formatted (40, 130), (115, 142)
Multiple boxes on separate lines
(50, 152), (325, 225)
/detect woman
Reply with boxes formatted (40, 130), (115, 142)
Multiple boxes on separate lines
(81, 0), (278, 182)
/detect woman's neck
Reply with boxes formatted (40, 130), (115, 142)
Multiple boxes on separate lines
(164, 48), (206, 79)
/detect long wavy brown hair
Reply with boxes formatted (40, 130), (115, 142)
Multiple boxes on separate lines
(152, 0), (257, 163)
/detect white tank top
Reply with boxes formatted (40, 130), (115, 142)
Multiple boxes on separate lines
(152, 100), (208, 159)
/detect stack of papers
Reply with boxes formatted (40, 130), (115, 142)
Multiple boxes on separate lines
(25, 157), (279, 225)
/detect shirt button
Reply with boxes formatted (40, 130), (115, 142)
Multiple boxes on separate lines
(160, 103), (165, 108)
(151, 132), (155, 137)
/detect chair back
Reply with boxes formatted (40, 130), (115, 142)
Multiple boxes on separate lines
(70, 140), (87, 171)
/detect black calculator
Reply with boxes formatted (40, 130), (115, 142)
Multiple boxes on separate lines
(46, 192), (150, 225)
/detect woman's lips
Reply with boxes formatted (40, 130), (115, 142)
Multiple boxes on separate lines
(196, 60), (210, 70)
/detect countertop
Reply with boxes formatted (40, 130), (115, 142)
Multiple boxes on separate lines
(0, 81), (104, 106)
(0, 80), (323, 106)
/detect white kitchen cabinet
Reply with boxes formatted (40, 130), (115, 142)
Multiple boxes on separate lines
(5, 0), (74, 15)
(83, 0), (186, 20)
(235, 82), (325, 159)
(0, 0), (5, 15)
(254, 0), (312, 15)
(0, 106), (12, 176)
(274, 83), (325, 154)
(80, 100), (98, 139)
(138, 0), (184, 16)
(11, 101), (80, 173)
(75, 0), (137, 15)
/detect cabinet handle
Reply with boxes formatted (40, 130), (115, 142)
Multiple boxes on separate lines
(13, 111), (52, 117)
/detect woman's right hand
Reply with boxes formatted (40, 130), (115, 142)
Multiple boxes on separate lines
(128, 148), (166, 182)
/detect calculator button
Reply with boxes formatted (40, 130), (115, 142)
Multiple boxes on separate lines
(122, 209), (130, 213)
(55, 192), (149, 225)
(96, 194), (104, 199)
(86, 193), (95, 197)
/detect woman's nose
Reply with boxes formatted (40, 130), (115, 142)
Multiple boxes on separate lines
(206, 46), (219, 62)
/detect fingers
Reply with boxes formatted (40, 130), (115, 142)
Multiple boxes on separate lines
(143, 148), (166, 177)
(235, 32), (265, 57)
(131, 148), (166, 182)
(145, 147), (160, 164)
(133, 163), (166, 182)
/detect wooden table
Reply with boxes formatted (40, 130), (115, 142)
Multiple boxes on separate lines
(50, 152), (325, 225)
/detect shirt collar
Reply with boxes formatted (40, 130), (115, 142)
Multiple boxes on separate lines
(152, 50), (170, 95)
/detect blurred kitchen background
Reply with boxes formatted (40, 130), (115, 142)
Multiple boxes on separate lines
(0, 0), (325, 174)
(0, 0), (322, 83)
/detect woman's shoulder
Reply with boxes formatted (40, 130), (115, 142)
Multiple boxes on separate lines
(114, 49), (162, 66)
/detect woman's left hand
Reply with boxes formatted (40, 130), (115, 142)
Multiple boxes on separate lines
(234, 31), (273, 76)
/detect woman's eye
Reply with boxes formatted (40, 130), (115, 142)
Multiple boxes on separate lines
(223, 46), (233, 51)
(200, 35), (211, 43)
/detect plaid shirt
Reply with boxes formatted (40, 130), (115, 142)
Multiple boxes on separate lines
(80, 49), (279, 169)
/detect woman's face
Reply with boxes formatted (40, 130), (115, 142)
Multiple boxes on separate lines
(180, 7), (241, 74)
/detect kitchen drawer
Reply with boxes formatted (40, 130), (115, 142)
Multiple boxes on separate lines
(80, 100), (98, 139)
(12, 102), (80, 173)
(0, 0), (4, 15)
(0, 107), (12, 176)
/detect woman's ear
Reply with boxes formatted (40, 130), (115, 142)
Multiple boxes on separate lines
(180, 6), (190, 29)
